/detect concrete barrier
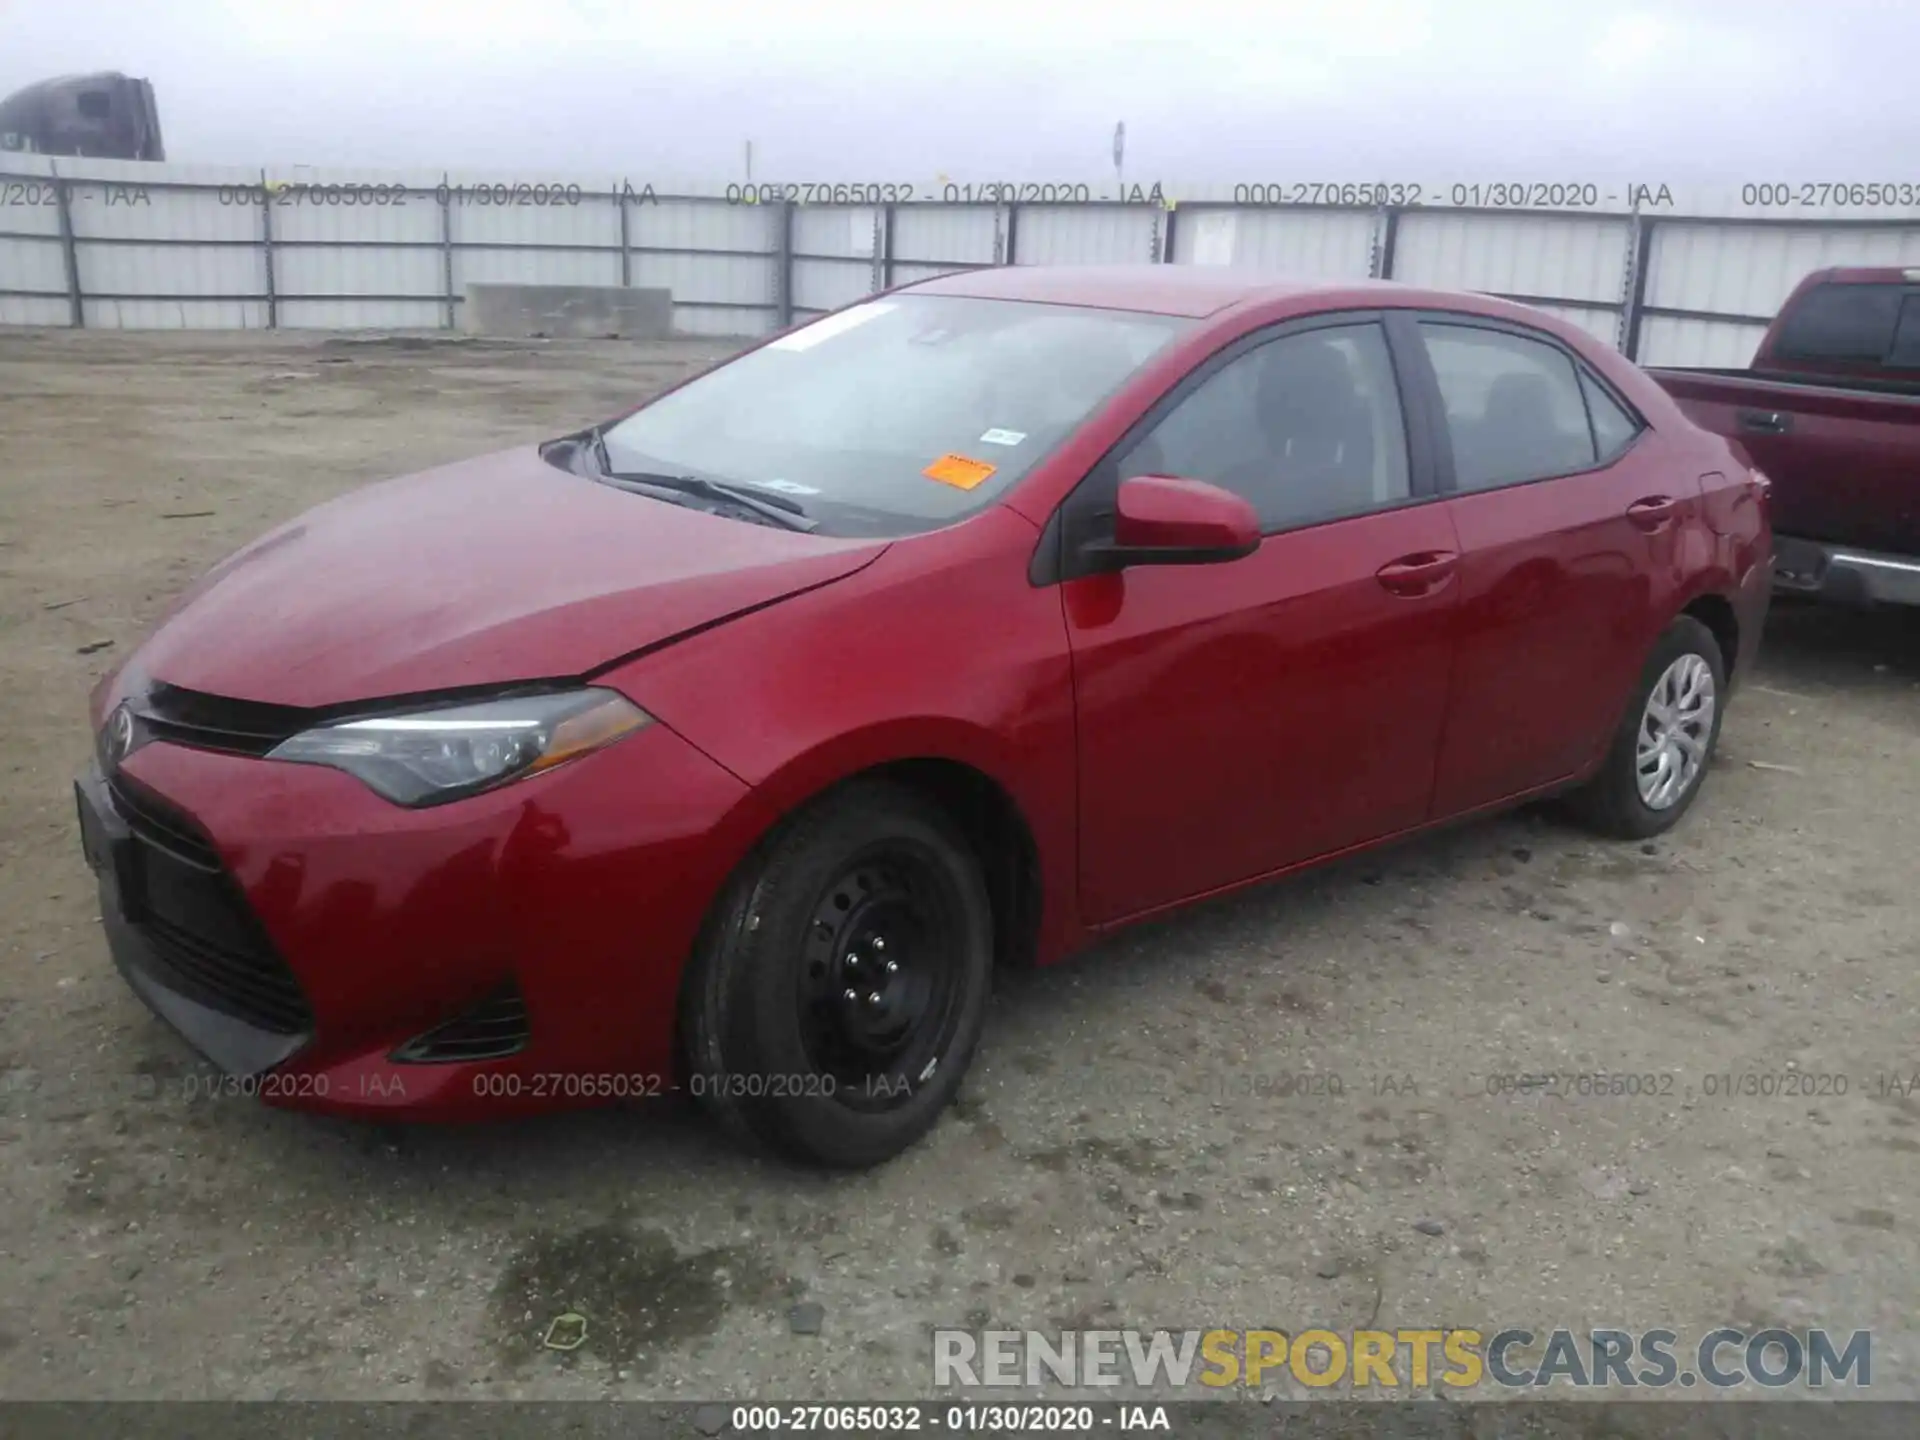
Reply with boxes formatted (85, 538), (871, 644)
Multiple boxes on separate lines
(462, 284), (673, 339)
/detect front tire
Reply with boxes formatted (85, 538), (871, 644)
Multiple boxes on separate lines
(1566, 614), (1726, 839)
(680, 779), (994, 1169)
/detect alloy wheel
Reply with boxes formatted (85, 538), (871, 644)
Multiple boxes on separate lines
(1635, 652), (1717, 810)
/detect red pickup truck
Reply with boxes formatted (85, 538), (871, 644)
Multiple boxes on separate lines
(1650, 266), (1920, 607)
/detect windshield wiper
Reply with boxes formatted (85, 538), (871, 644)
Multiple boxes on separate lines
(604, 470), (819, 531)
(584, 427), (817, 532)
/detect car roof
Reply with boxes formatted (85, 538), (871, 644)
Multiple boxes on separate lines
(904, 264), (1425, 318)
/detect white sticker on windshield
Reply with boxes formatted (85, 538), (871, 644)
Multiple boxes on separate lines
(759, 478), (821, 496)
(768, 302), (895, 352)
(978, 428), (1027, 446)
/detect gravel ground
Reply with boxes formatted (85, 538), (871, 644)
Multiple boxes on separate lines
(0, 330), (1917, 1404)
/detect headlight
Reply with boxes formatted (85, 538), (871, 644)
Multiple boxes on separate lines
(268, 688), (651, 807)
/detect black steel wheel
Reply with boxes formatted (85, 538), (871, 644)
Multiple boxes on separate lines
(681, 779), (994, 1168)
(796, 843), (969, 1112)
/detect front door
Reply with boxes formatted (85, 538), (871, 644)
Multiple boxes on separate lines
(1057, 317), (1463, 925)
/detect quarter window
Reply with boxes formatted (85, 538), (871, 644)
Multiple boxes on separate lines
(1580, 368), (1643, 461)
(1420, 323), (1597, 490)
(1117, 323), (1411, 532)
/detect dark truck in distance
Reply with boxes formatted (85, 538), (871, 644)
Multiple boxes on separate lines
(0, 73), (165, 161)
(1649, 267), (1920, 607)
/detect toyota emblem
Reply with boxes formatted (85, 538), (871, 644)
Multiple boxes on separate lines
(104, 703), (136, 767)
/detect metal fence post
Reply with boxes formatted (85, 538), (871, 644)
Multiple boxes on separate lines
(1372, 206), (1402, 280)
(1159, 202), (1178, 263)
(259, 168), (278, 328)
(439, 173), (456, 330)
(1004, 203), (1019, 265)
(774, 199), (794, 327)
(50, 161), (84, 328)
(618, 182), (632, 288)
(1620, 211), (1656, 360)
(878, 204), (895, 291)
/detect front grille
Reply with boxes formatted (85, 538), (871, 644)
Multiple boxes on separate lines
(109, 777), (314, 1038)
(137, 682), (310, 757)
(392, 983), (531, 1063)
(108, 773), (220, 870)
(143, 912), (314, 1035)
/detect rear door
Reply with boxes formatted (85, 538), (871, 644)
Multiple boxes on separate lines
(1404, 313), (1700, 816)
(1054, 314), (1463, 924)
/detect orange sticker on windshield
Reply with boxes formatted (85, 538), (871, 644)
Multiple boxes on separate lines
(923, 453), (997, 490)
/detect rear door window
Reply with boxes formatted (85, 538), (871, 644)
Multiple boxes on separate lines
(1418, 322), (1597, 491)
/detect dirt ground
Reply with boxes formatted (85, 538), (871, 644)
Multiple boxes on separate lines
(1, 330), (1917, 1404)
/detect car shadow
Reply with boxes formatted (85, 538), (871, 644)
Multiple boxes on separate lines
(1754, 595), (1920, 691)
(261, 799), (1559, 1202)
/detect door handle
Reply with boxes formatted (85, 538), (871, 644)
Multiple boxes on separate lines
(1626, 495), (1678, 531)
(1375, 550), (1459, 596)
(1736, 408), (1791, 434)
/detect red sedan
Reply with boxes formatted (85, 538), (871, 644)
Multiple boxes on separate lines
(77, 265), (1773, 1167)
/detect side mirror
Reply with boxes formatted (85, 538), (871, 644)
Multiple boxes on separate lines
(1082, 475), (1261, 572)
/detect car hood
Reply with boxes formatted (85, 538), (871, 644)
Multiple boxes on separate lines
(130, 446), (886, 708)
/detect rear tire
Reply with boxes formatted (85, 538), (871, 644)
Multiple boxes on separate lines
(1566, 614), (1726, 840)
(680, 779), (993, 1169)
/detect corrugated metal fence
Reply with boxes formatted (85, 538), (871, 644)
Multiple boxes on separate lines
(5, 157), (1920, 366)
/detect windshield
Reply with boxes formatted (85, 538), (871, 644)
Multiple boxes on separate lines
(598, 294), (1189, 537)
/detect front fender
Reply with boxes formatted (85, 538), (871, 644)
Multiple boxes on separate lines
(598, 510), (1084, 962)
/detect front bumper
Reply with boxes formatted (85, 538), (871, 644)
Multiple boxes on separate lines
(76, 716), (761, 1121)
(1773, 534), (1920, 608)
(78, 761), (315, 1077)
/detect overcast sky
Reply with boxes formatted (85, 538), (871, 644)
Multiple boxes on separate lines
(3, 0), (1914, 180)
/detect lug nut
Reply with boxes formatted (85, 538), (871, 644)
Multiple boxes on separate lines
(872, 936), (886, 952)
(843, 988), (857, 1002)
(885, 960), (899, 975)
(867, 991), (883, 1006)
